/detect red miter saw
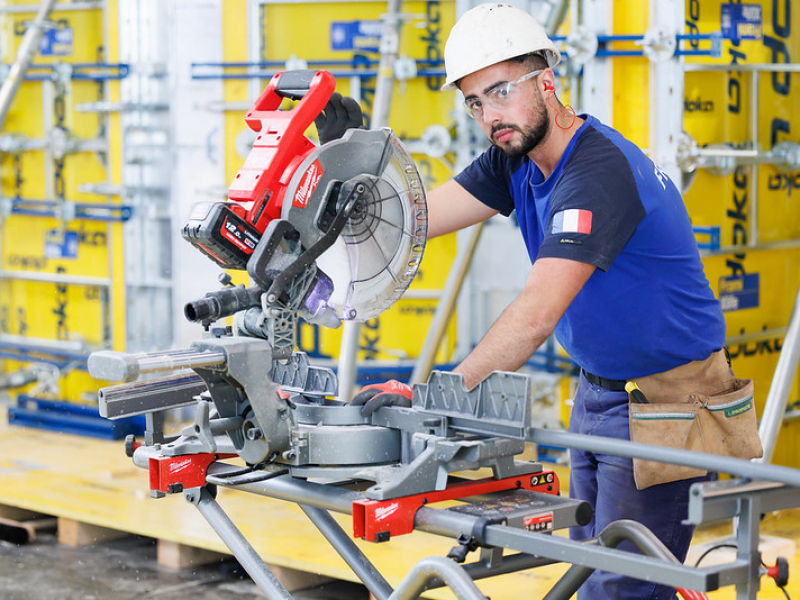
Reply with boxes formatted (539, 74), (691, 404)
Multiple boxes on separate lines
(180, 70), (427, 342)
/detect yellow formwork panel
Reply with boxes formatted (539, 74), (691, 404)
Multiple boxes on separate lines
(611, 1), (650, 149)
(681, 0), (800, 469)
(219, 0), (458, 365)
(0, 1), (125, 402)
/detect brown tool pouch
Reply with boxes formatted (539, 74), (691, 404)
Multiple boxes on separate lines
(628, 350), (763, 490)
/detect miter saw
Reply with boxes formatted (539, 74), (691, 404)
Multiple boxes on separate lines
(88, 67), (574, 535)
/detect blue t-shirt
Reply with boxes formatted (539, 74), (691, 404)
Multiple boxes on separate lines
(454, 115), (726, 380)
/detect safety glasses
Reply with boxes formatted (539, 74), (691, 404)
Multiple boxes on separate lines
(463, 69), (544, 119)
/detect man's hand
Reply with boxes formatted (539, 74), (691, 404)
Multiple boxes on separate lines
(351, 379), (412, 417)
(314, 93), (364, 145)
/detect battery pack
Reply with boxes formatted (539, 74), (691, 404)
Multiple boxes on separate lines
(182, 201), (261, 270)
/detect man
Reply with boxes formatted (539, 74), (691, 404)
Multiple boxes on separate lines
(331, 4), (726, 598)
(425, 4), (725, 599)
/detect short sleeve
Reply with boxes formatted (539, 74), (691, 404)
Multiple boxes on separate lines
(537, 133), (646, 271)
(454, 146), (525, 216)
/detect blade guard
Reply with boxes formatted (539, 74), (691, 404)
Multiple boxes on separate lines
(227, 70), (336, 234)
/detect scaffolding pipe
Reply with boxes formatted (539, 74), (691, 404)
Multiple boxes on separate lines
(411, 222), (485, 384)
(0, 0), (57, 130)
(756, 281), (800, 463)
(337, 0), (404, 401)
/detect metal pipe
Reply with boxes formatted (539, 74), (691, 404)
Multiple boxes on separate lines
(0, 2), (100, 13)
(336, 0), (405, 402)
(371, 0), (403, 129)
(411, 222), (485, 384)
(388, 556), (486, 600)
(543, 520), (685, 600)
(0, 0), (57, 130)
(87, 348), (226, 382)
(205, 463), (359, 512)
(300, 505), (395, 600)
(0, 269), (112, 287)
(413, 505), (724, 592)
(683, 63), (800, 72)
(757, 281), (800, 463)
(336, 321), (361, 401)
(0, 333), (85, 355)
(191, 487), (293, 600)
(749, 70), (759, 248)
(529, 428), (800, 488)
(699, 237), (800, 257)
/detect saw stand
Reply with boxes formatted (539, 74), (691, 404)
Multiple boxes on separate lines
(89, 337), (800, 600)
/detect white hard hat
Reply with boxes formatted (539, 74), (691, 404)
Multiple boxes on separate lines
(441, 3), (561, 91)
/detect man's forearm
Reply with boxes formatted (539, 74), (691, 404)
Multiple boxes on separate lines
(452, 300), (553, 389)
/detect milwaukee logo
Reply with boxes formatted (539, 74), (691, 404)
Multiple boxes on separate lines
(169, 459), (194, 474)
(293, 160), (324, 208)
(373, 503), (400, 521)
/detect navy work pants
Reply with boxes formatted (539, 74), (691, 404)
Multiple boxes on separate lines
(568, 373), (709, 600)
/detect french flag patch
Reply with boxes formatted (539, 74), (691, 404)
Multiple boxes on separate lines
(552, 209), (592, 235)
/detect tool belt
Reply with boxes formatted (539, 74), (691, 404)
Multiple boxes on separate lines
(626, 349), (763, 490)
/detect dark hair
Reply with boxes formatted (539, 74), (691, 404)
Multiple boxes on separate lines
(509, 52), (548, 71)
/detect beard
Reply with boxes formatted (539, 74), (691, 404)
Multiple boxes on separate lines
(491, 92), (550, 158)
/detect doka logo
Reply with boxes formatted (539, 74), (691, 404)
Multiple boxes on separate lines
(684, 98), (714, 112)
(293, 160), (324, 208)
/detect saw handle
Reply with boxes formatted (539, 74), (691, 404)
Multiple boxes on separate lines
(274, 70), (318, 100)
(245, 69), (335, 128)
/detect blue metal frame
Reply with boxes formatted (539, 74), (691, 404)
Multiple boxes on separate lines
(8, 198), (133, 222)
(8, 395), (145, 440)
(16, 62), (130, 81)
(553, 31), (723, 60)
(190, 58), (445, 81)
(0, 342), (89, 371)
(693, 225), (721, 251)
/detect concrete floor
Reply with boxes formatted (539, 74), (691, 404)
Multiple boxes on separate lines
(0, 530), (370, 600)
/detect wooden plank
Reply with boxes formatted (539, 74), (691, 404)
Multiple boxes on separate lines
(0, 516), (56, 544)
(0, 504), (47, 521)
(157, 539), (333, 591)
(58, 517), (129, 547)
(267, 564), (334, 592)
(157, 539), (229, 569)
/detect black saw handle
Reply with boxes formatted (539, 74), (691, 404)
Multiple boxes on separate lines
(274, 70), (318, 100)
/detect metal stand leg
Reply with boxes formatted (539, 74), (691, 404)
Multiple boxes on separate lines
(734, 496), (762, 600)
(388, 556), (487, 600)
(300, 505), (394, 600)
(411, 222), (485, 385)
(187, 487), (293, 600)
(757, 280), (800, 463)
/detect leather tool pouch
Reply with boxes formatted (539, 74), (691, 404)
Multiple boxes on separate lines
(628, 350), (763, 490)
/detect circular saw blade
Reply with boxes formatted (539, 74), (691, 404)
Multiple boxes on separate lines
(282, 128), (427, 322)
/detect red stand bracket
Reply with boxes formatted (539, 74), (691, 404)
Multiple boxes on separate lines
(353, 470), (559, 542)
(148, 453), (236, 495)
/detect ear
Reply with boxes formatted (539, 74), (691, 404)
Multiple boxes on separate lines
(541, 69), (555, 92)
